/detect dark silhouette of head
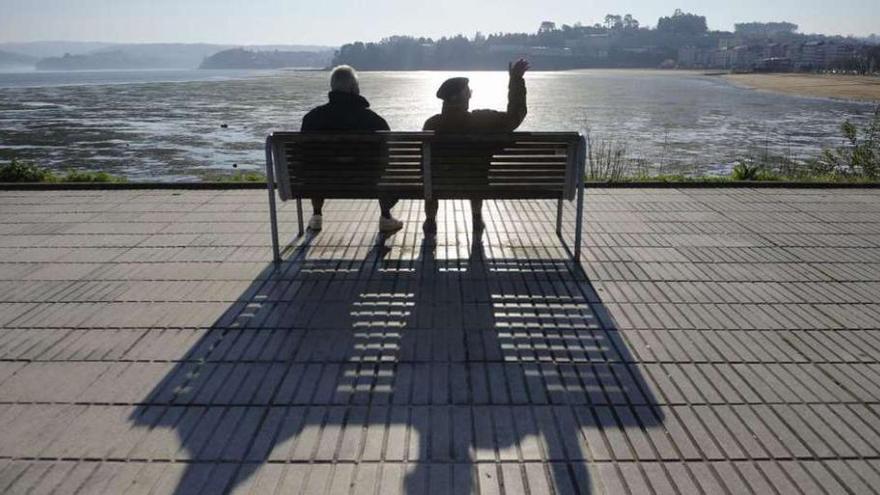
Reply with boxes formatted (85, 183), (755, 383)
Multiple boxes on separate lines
(437, 77), (471, 112)
(330, 64), (360, 95)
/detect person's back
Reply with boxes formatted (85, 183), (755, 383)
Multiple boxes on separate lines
(421, 59), (530, 236)
(301, 92), (388, 133)
(299, 65), (402, 233)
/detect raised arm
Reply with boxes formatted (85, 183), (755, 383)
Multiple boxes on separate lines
(505, 59), (529, 129)
(470, 59), (529, 131)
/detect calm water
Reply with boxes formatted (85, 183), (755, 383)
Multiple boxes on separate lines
(0, 69), (875, 180)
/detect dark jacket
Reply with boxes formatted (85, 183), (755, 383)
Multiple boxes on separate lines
(301, 91), (390, 132)
(423, 75), (526, 132)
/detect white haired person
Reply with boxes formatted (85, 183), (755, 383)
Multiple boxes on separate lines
(300, 65), (402, 233)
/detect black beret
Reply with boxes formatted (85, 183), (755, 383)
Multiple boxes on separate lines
(436, 77), (469, 100)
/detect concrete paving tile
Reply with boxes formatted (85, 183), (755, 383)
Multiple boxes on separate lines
(607, 409), (649, 460)
(617, 463), (654, 495)
(534, 406), (567, 461)
(712, 461), (755, 495)
(522, 462), (554, 495)
(277, 464), (310, 494)
(46, 462), (99, 495)
(295, 406), (333, 461)
(348, 462), (380, 494)
(507, 407), (539, 462)
(3, 462), (54, 494)
(265, 406), (307, 461)
(841, 460), (880, 493)
(735, 461), (779, 494)
(810, 404), (879, 457)
(552, 406), (587, 461)
(769, 405), (835, 458)
(0, 361), (26, 386)
(822, 460), (874, 494)
(0, 461), (31, 493)
(657, 462), (697, 494)
(594, 463), (626, 494)
(111, 462), (170, 495)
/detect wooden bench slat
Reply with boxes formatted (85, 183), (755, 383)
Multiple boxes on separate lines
(270, 131), (583, 202)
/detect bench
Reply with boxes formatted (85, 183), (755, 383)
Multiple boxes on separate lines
(265, 131), (587, 263)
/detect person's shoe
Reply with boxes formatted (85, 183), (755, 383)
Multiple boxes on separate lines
(423, 218), (437, 237)
(307, 214), (322, 231)
(379, 216), (404, 233)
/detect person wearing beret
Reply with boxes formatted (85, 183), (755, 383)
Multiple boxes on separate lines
(422, 59), (530, 236)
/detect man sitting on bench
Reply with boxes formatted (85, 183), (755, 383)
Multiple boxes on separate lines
(422, 59), (530, 235)
(300, 65), (403, 233)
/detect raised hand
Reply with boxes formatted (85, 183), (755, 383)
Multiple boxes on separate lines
(508, 58), (530, 79)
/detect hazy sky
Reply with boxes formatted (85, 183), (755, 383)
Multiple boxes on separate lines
(1, 0), (877, 45)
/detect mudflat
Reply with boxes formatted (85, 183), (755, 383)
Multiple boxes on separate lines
(725, 72), (880, 102)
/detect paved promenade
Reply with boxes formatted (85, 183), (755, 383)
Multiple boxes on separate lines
(0, 188), (879, 494)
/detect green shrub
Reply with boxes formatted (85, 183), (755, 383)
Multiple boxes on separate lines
(817, 105), (880, 179)
(731, 162), (759, 180)
(0, 159), (125, 183)
(202, 170), (267, 182)
(60, 169), (125, 183)
(0, 158), (57, 182)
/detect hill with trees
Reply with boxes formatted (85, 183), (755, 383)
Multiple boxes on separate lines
(36, 50), (158, 70)
(332, 10), (877, 72)
(198, 48), (333, 69)
(12, 42), (334, 71)
(0, 50), (36, 69)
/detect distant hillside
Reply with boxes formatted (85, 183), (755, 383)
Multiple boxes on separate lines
(199, 48), (332, 69)
(88, 44), (229, 69)
(0, 41), (114, 58)
(0, 50), (36, 69)
(2, 41), (336, 71)
(235, 44), (337, 53)
(36, 50), (161, 70)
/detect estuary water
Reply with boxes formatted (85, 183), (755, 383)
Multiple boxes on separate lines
(0, 68), (875, 181)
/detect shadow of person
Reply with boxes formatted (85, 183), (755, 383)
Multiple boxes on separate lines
(130, 228), (663, 494)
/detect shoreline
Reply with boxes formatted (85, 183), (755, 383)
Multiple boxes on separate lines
(723, 73), (880, 102)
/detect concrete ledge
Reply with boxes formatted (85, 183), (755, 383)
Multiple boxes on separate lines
(0, 181), (268, 191)
(587, 180), (880, 188)
(2, 180), (879, 191)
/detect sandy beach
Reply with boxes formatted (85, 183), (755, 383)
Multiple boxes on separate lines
(725, 73), (880, 102)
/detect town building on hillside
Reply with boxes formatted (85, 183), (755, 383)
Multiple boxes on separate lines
(763, 43), (787, 59)
(754, 57), (793, 72)
(565, 35), (611, 59)
(677, 38), (868, 72)
(487, 45), (573, 57)
(824, 43), (857, 66)
(731, 45), (763, 69)
(799, 41), (826, 69)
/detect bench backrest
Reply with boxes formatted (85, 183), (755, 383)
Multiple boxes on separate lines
(268, 132), (585, 202)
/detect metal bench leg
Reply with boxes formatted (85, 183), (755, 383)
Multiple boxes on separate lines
(556, 197), (564, 237)
(296, 198), (304, 237)
(266, 140), (281, 264)
(574, 179), (584, 263)
(573, 134), (587, 266)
